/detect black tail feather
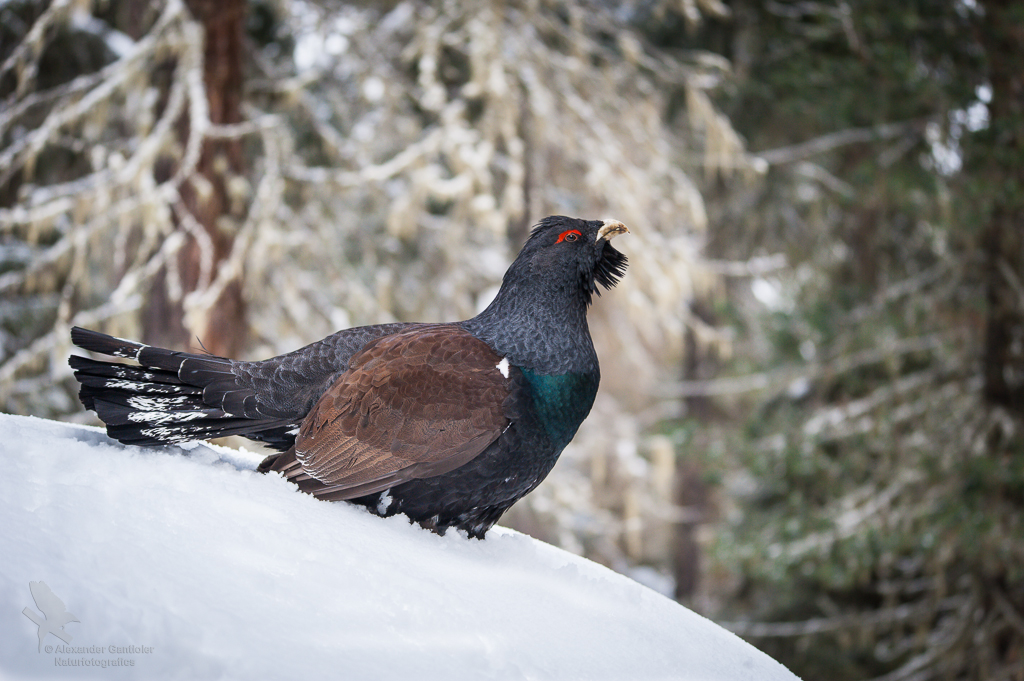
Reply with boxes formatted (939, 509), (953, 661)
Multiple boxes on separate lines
(69, 354), (192, 386)
(71, 326), (146, 360)
(98, 407), (284, 447)
(69, 326), (298, 450)
(69, 355), (199, 411)
(82, 389), (226, 426)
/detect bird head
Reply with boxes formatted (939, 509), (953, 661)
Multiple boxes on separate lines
(514, 216), (629, 306)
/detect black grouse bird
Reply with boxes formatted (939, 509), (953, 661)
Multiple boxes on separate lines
(69, 215), (629, 538)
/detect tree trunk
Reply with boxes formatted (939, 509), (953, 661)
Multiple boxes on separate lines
(144, 0), (247, 358)
(978, 3), (1024, 412)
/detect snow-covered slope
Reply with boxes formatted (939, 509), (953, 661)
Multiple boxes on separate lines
(0, 412), (798, 681)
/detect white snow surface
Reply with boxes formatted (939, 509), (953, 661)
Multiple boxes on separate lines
(0, 413), (799, 681)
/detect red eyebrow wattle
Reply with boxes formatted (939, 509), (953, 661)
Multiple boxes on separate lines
(556, 229), (581, 243)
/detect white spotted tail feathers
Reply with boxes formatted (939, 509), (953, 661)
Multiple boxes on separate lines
(69, 327), (297, 449)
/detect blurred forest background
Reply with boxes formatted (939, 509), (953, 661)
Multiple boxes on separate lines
(1, 0), (1022, 678)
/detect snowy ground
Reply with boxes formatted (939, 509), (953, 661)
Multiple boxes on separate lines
(0, 412), (798, 680)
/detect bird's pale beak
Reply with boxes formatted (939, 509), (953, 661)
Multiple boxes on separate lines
(597, 220), (629, 241)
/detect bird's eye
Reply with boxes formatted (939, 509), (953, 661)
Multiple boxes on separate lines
(556, 229), (581, 244)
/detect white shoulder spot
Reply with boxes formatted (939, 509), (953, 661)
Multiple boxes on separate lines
(496, 357), (510, 379)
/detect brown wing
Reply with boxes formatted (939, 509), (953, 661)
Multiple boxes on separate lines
(293, 325), (510, 500)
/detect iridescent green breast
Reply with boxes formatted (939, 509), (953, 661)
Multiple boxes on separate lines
(520, 368), (600, 449)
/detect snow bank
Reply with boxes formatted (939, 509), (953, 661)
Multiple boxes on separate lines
(0, 413), (798, 680)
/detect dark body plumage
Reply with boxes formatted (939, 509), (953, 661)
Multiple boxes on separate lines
(70, 216), (628, 538)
